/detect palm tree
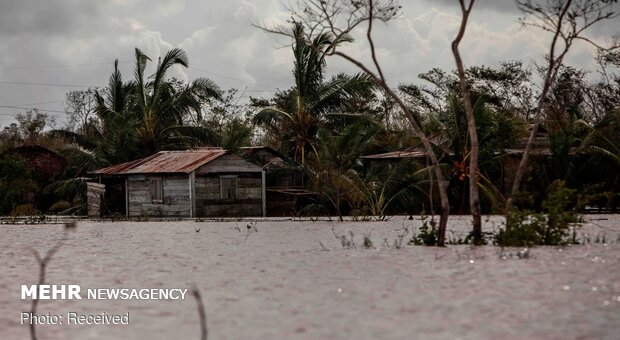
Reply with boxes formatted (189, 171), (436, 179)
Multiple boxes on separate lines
(52, 48), (222, 168)
(47, 48), (222, 214)
(50, 59), (138, 169)
(308, 117), (381, 220)
(131, 47), (222, 154)
(253, 23), (375, 165)
(574, 108), (620, 211)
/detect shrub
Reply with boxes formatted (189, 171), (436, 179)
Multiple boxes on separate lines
(496, 210), (546, 246)
(0, 156), (36, 215)
(10, 204), (39, 216)
(541, 181), (579, 243)
(496, 181), (579, 246)
(409, 215), (439, 246)
(47, 200), (71, 214)
(363, 233), (373, 249)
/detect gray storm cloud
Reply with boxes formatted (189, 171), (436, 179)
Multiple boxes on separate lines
(0, 0), (615, 126)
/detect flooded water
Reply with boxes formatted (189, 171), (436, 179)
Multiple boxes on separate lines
(1, 215), (619, 339)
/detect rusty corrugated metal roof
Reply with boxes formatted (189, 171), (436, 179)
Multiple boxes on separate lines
(92, 148), (228, 175)
(362, 149), (427, 159)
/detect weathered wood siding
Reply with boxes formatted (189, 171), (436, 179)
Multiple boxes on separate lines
(86, 182), (106, 218)
(195, 173), (262, 217)
(124, 154), (264, 217)
(127, 174), (190, 217)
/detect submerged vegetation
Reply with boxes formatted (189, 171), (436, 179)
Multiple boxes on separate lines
(496, 181), (580, 246)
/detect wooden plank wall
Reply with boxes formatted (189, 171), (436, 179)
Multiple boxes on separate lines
(127, 174), (191, 217)
(195, 174), (262, 217)
(86, 182), (106, 218)
(124, 154), (265, 218)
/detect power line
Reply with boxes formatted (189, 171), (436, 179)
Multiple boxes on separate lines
(0, 79), (278, 93)
(1, 60), (284, 90)
(0, 60), (131, 70)
(190, 65), (280, 90)
(0, 105), (67, 116)
(241, 89), (279, 93)
(0, 81), (98, 88)
(10, 100), (65, 106)
(1, 59), (285, 91)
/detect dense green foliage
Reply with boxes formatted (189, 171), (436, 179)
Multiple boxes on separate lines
(0, 156), (36, 215)
(0, 43), (618, 219)
(496, 181), (579, 246)
(50, 49), (223, 168)
(253, 23), (376, 165)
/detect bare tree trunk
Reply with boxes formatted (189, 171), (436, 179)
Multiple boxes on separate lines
(262, 0), (452, 246)
(351, 0), (450, 246)
(191, 288), (208, 340)
(507, 0), (573, 215)
(436, 173), (449, 246)
(451, 0), (482, 243)
(389, 86), (450, 246)
(356, 67), (451, 245)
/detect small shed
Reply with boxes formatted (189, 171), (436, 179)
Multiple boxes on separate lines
(241, 146), (307, 216)
(92, 148), (266, 218)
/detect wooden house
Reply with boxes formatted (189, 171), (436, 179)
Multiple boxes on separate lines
(92, 148), (266, 218)
(241, 146), (307, 216)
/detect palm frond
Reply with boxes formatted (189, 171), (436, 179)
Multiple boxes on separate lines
(58, 146), (101, 172)
(44, 177), (87, 200)
(221, 119), (252, 153)
(109, 59), (127, 113)
(253, 107), (292, 128)
(311, 72), (375, 114)
(47, 129), (97, 150)
(152, 48), (189, 106)
(162, 125), (219, 147)
(134, 48), (151, 110)
(191, 78), (222, 101)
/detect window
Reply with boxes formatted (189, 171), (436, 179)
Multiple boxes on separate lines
(220, 175), (237, 200)
(150, 177), (163, 203)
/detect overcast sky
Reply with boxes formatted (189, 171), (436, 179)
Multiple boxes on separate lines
(0, 0), (617, 127)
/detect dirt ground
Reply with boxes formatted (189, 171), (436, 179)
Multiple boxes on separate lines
(1, 215), (619, 340)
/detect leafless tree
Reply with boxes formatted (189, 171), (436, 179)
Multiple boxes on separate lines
(451, 0), (483, 243)
(64, 88), (98, 132)
(191, 287), (208, 340)
(29, 240), (64, 340)
(256, 0), (451, 245)
(28, 222), (75, 340)
(508, 0), (619, 211)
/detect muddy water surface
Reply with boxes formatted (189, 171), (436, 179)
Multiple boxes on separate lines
(1, 215), (619, 339)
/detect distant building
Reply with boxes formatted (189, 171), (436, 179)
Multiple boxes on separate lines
(240, 146), (307, 216)
(361, 125), (559, 195)
(501, 124), (555, 193)
(361, 147), (429, 169)
(92, 148), (266, 218)
(1, 145), (67, 182)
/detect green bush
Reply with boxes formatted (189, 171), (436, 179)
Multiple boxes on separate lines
(542, 181), (579, 243)
(496, 181), (579, 246)
(409, 215), (439, 246)
(496, 209), (546, 246)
